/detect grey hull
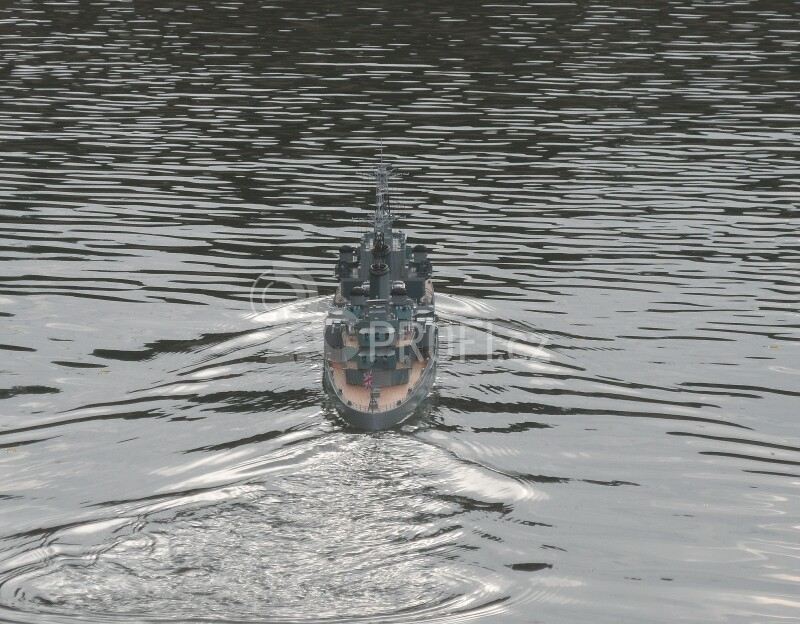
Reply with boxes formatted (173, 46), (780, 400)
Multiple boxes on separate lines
(324, 357), (436, 431)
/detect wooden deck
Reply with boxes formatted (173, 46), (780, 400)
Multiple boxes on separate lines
(328, 358), (428, 412)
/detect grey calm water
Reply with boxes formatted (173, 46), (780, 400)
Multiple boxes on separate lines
(1, 1), (799, 622)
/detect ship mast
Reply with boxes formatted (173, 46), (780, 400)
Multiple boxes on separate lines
(368, 162), (393, 301)
(372, 161), (395, 238)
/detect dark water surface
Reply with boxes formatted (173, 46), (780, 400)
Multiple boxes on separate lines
(1, 1), (799, 622)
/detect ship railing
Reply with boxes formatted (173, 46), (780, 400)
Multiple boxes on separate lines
(328, 380), (408, 413)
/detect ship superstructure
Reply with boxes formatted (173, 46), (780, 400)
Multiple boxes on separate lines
(323, 161), (436, 430)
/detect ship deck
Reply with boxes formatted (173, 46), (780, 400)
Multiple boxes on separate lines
(327, 358), (428, 412)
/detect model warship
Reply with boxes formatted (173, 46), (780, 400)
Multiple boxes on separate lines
(323, 161), (437, 430)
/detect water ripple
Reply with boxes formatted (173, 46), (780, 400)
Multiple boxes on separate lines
(1, 0), (798, 621)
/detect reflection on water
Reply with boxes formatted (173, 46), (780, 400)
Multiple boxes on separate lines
(1, 0), (799, 622)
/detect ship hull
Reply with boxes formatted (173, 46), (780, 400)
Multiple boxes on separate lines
(324, 353), (436, 430)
